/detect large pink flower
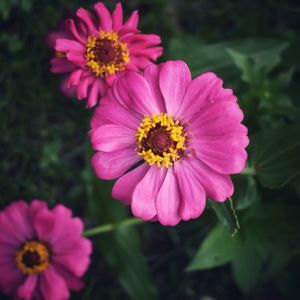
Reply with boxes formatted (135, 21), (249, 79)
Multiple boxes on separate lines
(0, 200), (92, 300)
(90, 61), (249, 226)
(49, 2), (163, 108)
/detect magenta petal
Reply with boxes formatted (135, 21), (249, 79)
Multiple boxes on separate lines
(90, 90), (140, 130)
(90, 124), (135, 152)
(188, 158), (234, 202)
(174, 161), (206, 220)
(155, 168), (181, 226)
(94, 2), (113, 31)
(116, 71), (161, 115)
(178, 72), (237, 119)
(66, 51), (86, 66)
(55, 38), (85, 53)
(34, 208), (55, 241)
(76, 76), (93, 99)
(112, 163), (149, 205)
(51, 58), (76, 73)
(112, 3), (123, 31)
(86, 80), (101, 108)
(119, 10), (139, 34)
(17, 275), (38, 300)
(159, 60), (191, 115)
(0, 262), (24, 295)
(143, 64), (166, 112)
(41, 267), (70, 300)
(66, 69), (83, 88)
(132, 166), (167, 220)
(191, 101), (248, 174)
(91, 147), (140, 180)
(76, 8), (97, 34)
(65, 19), (86, 44)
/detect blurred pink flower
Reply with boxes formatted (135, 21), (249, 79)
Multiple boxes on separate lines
(90, 61), (249, 226)
(49, 2), (163, 108)
(0, 200), (92, 300)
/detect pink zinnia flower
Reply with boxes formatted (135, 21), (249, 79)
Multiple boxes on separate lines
(0, 200), (92, 299)
(49, 2), (163, 108)
(90, 61), (249, 226)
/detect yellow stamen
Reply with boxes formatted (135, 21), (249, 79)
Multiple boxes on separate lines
(85, 31), (130, 77)
(136, 113), (186, 168)
(16, 241), (50, 275)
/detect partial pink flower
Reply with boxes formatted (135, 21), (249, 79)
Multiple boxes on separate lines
(49, 2), (163, 108)
(0, 200), (92, 300)
(90, 61), (249, 226)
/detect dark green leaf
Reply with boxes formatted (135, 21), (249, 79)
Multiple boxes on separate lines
(232, 175), (259, 210)
(249, 123), (300, 188)
(209, 198), (240, 236)
(187, 224), (242, 271)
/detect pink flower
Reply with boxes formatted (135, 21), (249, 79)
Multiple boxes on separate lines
(90, 61), (249, 226)
(0, 200), (92, 300)
(49, 2), (163, 108)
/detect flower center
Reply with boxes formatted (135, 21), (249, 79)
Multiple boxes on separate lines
(16, 241), (50, 275)
(136, 113), (187, 168)
(86, 31), (130, 77)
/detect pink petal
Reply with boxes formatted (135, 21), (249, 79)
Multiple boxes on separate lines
(186, 158), (234, 202)
(159, 61), (191, 115)
(112, 3), (123, 31)
(55, 38), (85, 53)
(86, 80), (102, 108)
(112, 163), (149, 205)
(17, 275), (38, 300)
(122, 33), (161, 45)
(116, 71), (161, 115)
(41, 267), (70, 300)
(0, 262), (24, 295)
(76, 8), (97, 34)
(90, 89), (140, 130)
(190, 101), (248, 174)
(143, 64), (166, 112)
(119, 10), (139, 34)
(90, 124), (135, 152)
(51, 58), (76, 73)
(76, 76), (93, 99)
(52, 264), (84, 291)
(34, 208), (55, 241)
(178, 72), (237, 119)
(0, 201), (34, 243)
(91, 147), (140, 180)
(132, 166), (167, 220)
(65, 18), (87, 44)
(66, 51), (86, 66)
(130, 47), (164, 60)
(174, 161), (206, 220)
(155, 168), (181, 226)
(94, 2), (112, 31)
(66, 69), (83, 88)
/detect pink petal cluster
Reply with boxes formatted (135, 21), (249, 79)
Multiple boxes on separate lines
(90, 61), (249, 226)
(0, 200), (92, 300)
(49, 2), (163, 108)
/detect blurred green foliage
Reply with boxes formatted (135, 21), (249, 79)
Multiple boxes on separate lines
(1, 0), (300, 299)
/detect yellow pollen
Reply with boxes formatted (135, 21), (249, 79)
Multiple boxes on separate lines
(136, 113), (187, 168)
(85, 31), (130, 77)
(16, 241), (50, 275)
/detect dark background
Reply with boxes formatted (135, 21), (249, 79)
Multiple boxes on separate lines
(1, 0), (300, 299)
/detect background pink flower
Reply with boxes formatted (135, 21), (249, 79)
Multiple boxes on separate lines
(0, 200), (92, 300)
(49, 2), (163, 108)
(90, 60), (249, 226)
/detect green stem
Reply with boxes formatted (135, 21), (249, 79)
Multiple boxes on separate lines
(242, 166), (256, 175)
(83, 218), (144, 237)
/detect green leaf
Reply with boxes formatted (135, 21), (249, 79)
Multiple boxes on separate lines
(232, 241), (263, 293)
(83, 165), (158, 300)
(187, 224), (242, 271)
(232, 175), (258, 210)
(209, 198), (240, 236)
(249, 123), (300, 188)
(167, 37), (288, 79)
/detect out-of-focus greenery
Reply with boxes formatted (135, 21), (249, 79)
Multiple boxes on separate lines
(1, 0), (300, 299)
